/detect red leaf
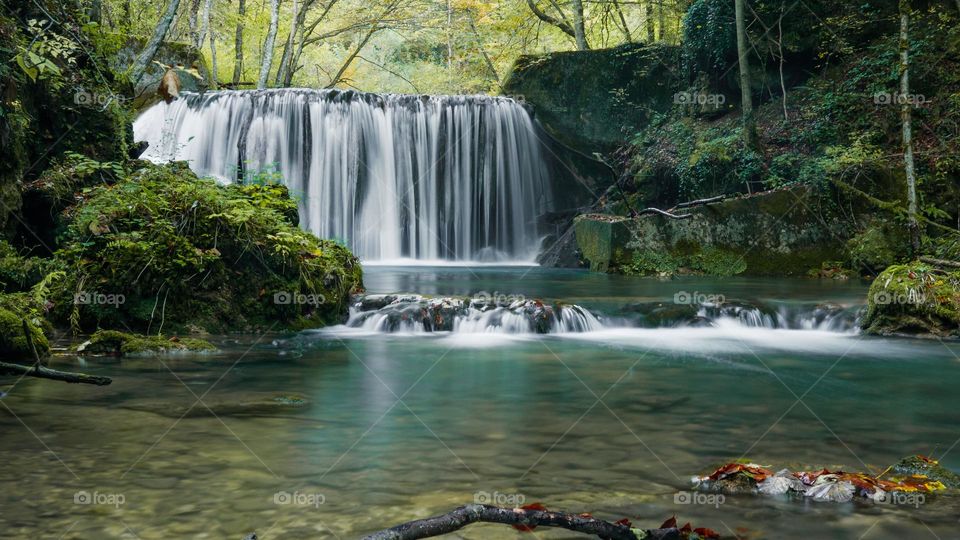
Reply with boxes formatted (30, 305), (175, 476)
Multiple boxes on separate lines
(511, 524), (537, 533)
(694, 527), (721, 539)
(680, 522), (693, 534)
(521, 503), (548, 512)
(660, 516), (678, 529)
(615, 518), (633, 527)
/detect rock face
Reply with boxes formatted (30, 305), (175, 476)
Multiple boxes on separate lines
(574, 186), (850, 276)
(502, 43), (682, 154)
(110, 38), (208, 109)
(861, 263), (960, 338)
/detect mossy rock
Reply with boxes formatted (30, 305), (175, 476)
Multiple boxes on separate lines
(0, 307), (49, 360)
(861, 263), (960, 338)
(502, 43), (682, 153)
(576, 187), (849, 277)
(50, 162), (363, 333)
(76, 330), (216, 356)
(891, 455), (960, 489)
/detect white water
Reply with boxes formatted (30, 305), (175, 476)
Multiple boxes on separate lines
(134, 89), (553, 263)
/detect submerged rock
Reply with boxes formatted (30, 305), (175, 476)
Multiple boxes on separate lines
(122, 392), (311, 418)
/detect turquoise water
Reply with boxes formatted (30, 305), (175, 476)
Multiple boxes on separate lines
(1, 267), (958, 539)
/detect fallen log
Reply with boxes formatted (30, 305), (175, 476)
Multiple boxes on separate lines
(0, 361), (112, 386)
(362, 504), (681, 540)
(920, 256), (960, 269)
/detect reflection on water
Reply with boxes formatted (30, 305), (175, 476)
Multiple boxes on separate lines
(1, 268), (958, 539)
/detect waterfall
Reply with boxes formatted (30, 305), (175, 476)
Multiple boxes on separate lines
(133, 89), (553, 262)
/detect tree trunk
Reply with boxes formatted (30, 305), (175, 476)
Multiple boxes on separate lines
(257, 0), (281, 89)
(644, 1), (654, 42)
(130, 0), (182, 84)
(275, 0), (300, 86)
(735, 0), (758, 147)
(197, 0), (212, 51)
(612, 0), (631, 42)
(288, 0), (339, 87)
(571, 0), (589, 50)
(466, 11), (500, 87)
(900, 0), (920, 253)
(778, 0), (788, 120)
(233, 0), (245, 85)
(189, 0), (203, 47)
(326, 24), (379, 87)
(206, 0), (218, 89)
(657, 0), (665, 41)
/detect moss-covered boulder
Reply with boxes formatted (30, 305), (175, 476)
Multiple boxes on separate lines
(50, 162), (363, 333)
(76, 330), (215, 356)
(575, 186), (850, 276)
(861, 263), (960, 338)
(0, 308), (49, 360)
(502, 43), (682, 153)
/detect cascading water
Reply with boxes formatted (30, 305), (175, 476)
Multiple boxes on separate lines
(331, 295), (861, 336)
(133, 89), (553, 262)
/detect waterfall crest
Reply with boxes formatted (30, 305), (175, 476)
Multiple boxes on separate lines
(133, 89), (553, 262)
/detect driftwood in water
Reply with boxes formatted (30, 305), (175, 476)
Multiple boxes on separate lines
(0, 319), (112, 386)
(0, 361), (112, 385)
(361, 504), (680, 540)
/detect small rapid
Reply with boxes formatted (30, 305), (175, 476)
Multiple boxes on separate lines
(327, 294), (862, 336)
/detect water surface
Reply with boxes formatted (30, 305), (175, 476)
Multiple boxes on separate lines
(1, 267), (958, 539)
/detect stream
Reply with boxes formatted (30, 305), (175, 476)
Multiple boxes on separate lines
(1, 266), (958, 539)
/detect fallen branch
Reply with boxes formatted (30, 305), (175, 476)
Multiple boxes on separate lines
(637, 207), (692, 220)
(920, 256), (960, 269)
(0, 361), (112, 385)
(362, 504), (680, 540)
(671, 194), (726, 211)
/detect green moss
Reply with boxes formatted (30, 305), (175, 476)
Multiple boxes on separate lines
(0, 290), (50, 360)
(846, 222), (909, 275)
(50, 162), (363, 333)
(502, 43), (682, 153)
(891, 455), (960, 489)
(626, 250), (681, 276)
(862, 262), (960, 337)
(78, 329), (216, 356)
(0, 240), (52, 292)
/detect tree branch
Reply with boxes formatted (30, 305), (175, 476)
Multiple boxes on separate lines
(637, 207), (692, 220)
(670, 195), (726, 211)
(525, 0), (577, 39)
(0, 361), (112, 385)
(362, 504), (681, 540)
